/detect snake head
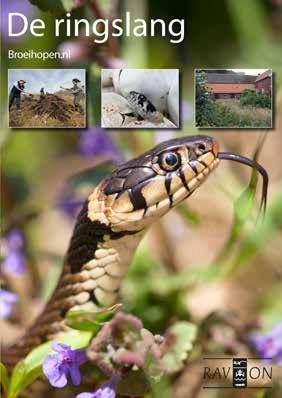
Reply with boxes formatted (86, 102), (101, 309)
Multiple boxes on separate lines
(87, 135), (220, 231)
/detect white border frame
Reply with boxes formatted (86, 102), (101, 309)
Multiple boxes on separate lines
(194, 68), (273, 129)
(8, 68), (87, 129)
(100, 68), (180, 129)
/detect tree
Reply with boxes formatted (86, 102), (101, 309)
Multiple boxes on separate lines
(195, 71), (218, 126)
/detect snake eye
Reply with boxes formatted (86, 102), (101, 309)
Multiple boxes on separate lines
(198, 143), (206, 151)
(160, 152), (181, 171)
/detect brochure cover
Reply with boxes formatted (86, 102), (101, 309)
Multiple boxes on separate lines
(1, 1), (281, 397)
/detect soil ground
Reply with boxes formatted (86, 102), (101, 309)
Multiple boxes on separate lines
(9, 91), (85, 128)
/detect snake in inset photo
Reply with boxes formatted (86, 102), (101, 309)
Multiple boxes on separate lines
(102, 69), (179, 127)
(2, 135), (268, 378)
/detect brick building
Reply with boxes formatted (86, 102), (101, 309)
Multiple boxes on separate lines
(255, 70), (272, 95)
(206, 70), (272, 99)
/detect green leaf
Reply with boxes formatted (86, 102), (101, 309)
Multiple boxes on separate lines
(162, 322), (197, 374)
(30, 0), (76, 14)
(215, 158), (260, 266)
(176, 204), (201, 225)
(0, 362), (10, 394)
(66, 303), (121, 331)
(116, 369), (151, 397)
(233, 168), (258, 233)
(66, 319), (102, 332)
(8, 361), (26, 398)
(151, 376), (172, 398)
(98, 0), (113, 15)
(8, 330), (92, 398)
(58, 161), (115, 217)
(231, 187), (282, 269)
(8, 361), (42, 398)
(67, 162), (115, 191)
(151, 266), (222, 295)
(258, 283), (282, 331)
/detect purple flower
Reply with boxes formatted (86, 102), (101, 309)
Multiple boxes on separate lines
(57, 194), (84, 218)
(57, 40), (91, 65)
(154, 130), (176, 145)
(78, 127), (122, 161)
(75, 0), (86, 6)
(58, 40), (126, 67)
(1, 0), (37, 42)
(181, 100), (193, 122)
(0, 289), (18, 319)
(76, 373), (120, 398)
(107, 58), (127, 69)
(57, 127), (123, 218)
(43, 342), (87, 388)
(249, 322), (282, 365)
(1, 229), (26, 275)
(5, 228), (25, 250)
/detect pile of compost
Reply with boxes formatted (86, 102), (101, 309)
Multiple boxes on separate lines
(31, 94), (74, 122)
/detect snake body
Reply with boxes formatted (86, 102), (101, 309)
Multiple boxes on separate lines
(3, 135), (268, 369)
(125, 91), (164, 123)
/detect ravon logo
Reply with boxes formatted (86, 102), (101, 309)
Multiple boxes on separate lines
(203, 357), (272, 389)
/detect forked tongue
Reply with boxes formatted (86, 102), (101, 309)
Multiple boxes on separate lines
(217, 152), (268, 216)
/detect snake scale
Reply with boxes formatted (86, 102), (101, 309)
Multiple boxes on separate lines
(2, 135), (268, 370)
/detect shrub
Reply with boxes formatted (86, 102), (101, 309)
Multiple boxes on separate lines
(240, 89), (271, 109)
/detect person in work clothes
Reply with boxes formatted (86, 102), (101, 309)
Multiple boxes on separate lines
(60, 78), (84, 113)
(9, 80), (26, 111)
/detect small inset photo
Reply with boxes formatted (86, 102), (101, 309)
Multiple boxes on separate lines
(195, 69), (272, 128)
(101, 69), (179, 128)
(8, 69), (86, 128)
